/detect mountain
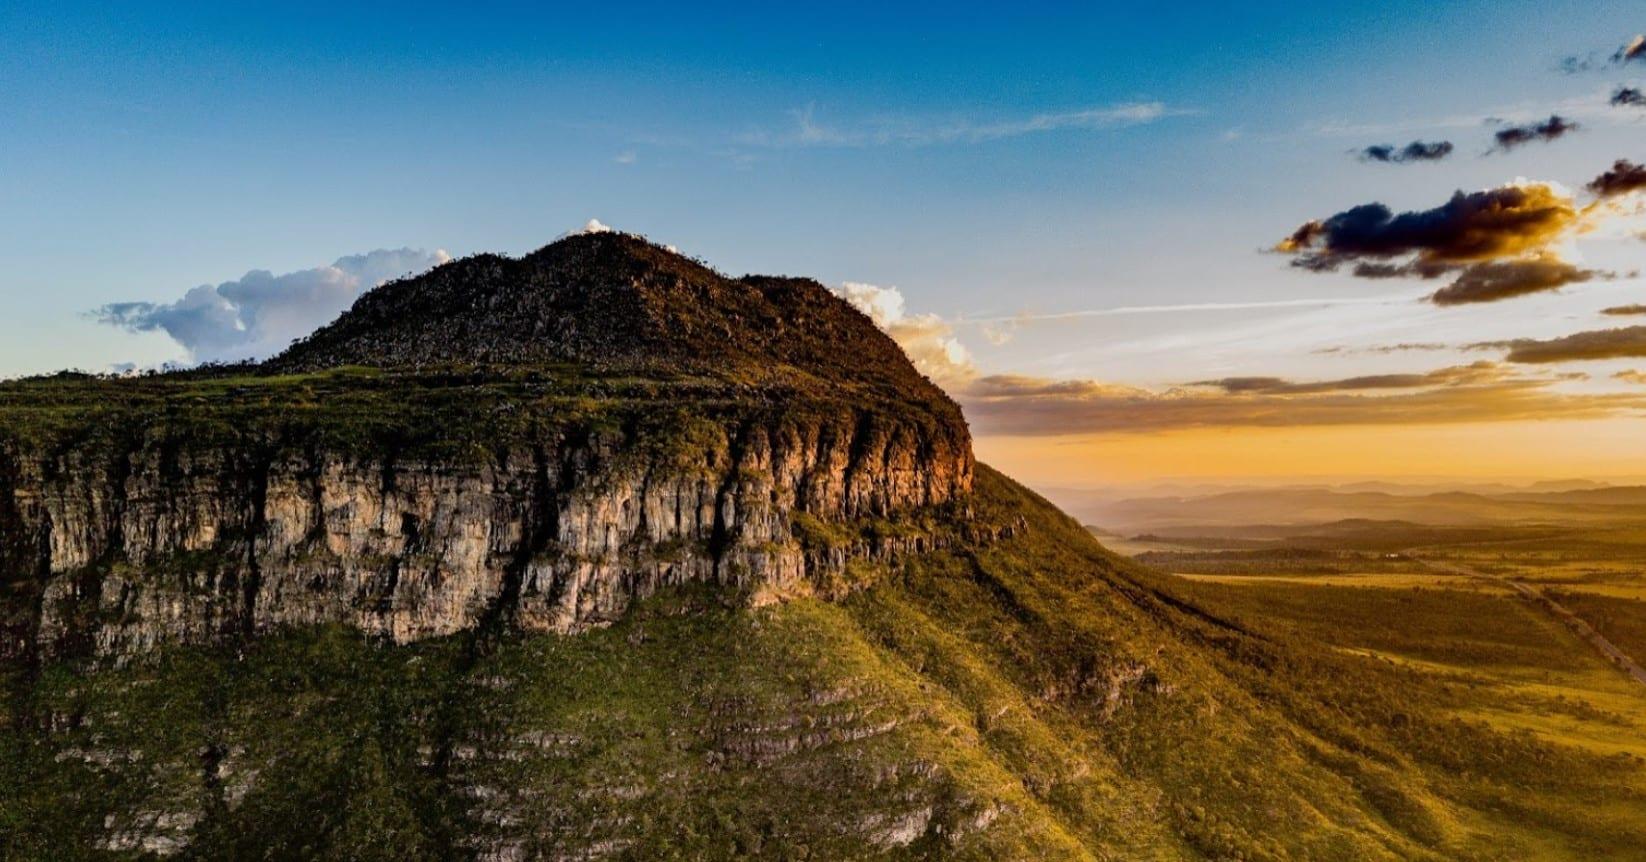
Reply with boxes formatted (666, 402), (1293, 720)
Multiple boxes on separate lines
(269, 232), (944, 404)
(3, 234), (1643, 859)
(0, 233), (972, 655)
(1070, 486), (1646, 536)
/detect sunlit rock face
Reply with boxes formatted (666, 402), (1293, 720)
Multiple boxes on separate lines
(0, 232), (973, 661)
(5, 409), (969, 659)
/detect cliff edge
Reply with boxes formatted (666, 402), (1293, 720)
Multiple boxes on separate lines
(0, 233), (972, 660)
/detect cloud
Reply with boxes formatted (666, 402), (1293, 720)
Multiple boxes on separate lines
(1483, 325), (1646, 363)
(1587, 159), (1646, 198)
(1190, 362), (1508, 395)
(958, 294), (1412, 325)
(1274, 182), (1610, 304)
(747, 101), (1190, 148)
(1612, 87), (1646, 107)
(1562, 35), (1646, 73)
(1343, 260), (1454, 279)
(833, 282), (974, 385)
(1428, 255), (1604, 305)
(613, 151), (637, 165)
(1489, 115), (1579, 152)
(93, 248), (451, 364)
(559, 218), (614, 239)
(837, 275), (1646, 435)
(1278, 183), (1579, 267)
(1617, 35), (1646, 64)
(1603, 304), (1646, 316)
(958, 366), (1645, 435)
(1358, 140), (1454, 163)
(1615, 369), (1646, 384)
(1312, 342), (1450, 355)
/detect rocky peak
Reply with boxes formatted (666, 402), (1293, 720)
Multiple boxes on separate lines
(269, 232), (950, 409)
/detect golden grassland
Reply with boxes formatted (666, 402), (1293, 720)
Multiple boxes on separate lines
(1152, 527), (1646, 767)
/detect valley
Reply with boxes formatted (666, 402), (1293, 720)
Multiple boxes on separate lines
(1094, 493), (1646, 780)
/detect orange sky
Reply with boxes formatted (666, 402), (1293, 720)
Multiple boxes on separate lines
(975, 416), (1646, 488)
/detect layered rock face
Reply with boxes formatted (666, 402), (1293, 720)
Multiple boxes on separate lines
(0, 233), (977, 661)
(4, 406), (969, 660)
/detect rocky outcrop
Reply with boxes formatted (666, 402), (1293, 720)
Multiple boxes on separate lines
(0, 232), (977, 663)
(4, 407), (970, 661)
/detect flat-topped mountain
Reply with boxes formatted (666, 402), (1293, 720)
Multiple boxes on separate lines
(0, 233), (974, 657)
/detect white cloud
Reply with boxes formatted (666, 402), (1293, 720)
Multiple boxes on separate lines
(747, 101), (1192, 149)
(834, 282), (974, 385)
(1305, 83), (1641, 140)
(94, 248), (450, 364)
(614, 151), (637, 165)
(559, 218), (614, 239)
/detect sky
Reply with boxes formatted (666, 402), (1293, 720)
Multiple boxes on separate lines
(5, 1), (1646, 489)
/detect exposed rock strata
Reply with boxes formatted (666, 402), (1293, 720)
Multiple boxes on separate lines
(3, 409), (970, 660)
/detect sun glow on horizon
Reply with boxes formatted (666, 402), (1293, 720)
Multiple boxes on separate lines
(975, 416), (1646, 489)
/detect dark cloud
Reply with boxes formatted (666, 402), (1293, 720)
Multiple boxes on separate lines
(1349, 260), (1454, 279)
(1483, 325), (1646, 363)
(94, 248), (450, 363)
(1587, 159), (1646, 198)
(1603, 304), (1646, 316)
(1617, 369), (1646, 384)
(1275, 183), (1597, 305)
(1428, 256), (1603, 306)
(1561, 36), (1646, 72)
(1490, 116), (1579, 153)
(1192, 362), (1505, 395)
(1612, 86), (1646, 107)
(1359, 140), (1454, 164)
(1560, 55), (1597, 74)
(1616, 34), (1646, 64)
(1277, 183), (1578, 270)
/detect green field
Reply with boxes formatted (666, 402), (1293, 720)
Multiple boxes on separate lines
(1139, 522), (1646, 765)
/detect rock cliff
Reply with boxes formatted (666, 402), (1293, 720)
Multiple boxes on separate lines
(0, 233), (972, 663)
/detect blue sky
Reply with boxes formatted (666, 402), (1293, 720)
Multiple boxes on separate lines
(6, 2), (1646, 484)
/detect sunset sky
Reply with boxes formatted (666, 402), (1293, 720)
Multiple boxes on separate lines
(6, 1), (1646, 488)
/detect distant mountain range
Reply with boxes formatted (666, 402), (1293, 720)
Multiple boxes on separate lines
(1052, 483), (1646, 535)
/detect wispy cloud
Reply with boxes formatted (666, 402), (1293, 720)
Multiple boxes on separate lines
(844, 275), (1646, 435)
(1312, 342), (1450, 355)
(1305, 85), (1639, 141)
(742, 101), (1193, 148)
(1488, 115), (1580, 153)
(959, 366), (1644, 435)
(956, 294), (1414, 326)
(1358, 140), (1454, 164)
(961, 365), (1639, 434)
(1562, 33), (1646, 73)
(1478, 325), (1646, 363)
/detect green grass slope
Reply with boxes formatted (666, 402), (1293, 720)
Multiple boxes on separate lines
(5, 466), (1644, 860)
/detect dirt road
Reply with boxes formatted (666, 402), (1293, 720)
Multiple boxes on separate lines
(1406, 552), (1646, 689)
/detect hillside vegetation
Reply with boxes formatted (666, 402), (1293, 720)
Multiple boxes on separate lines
(6, 467), (1642, 860)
